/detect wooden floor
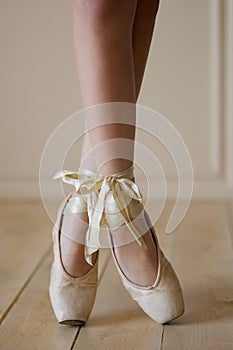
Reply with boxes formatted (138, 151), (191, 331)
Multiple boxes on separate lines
(0, 200), (233, 350)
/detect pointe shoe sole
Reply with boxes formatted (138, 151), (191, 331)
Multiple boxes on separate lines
(59, 320), (85, 327)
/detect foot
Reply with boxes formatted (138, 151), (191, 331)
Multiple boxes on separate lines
(111, 222), (159, 287)
(60, 192), (98, 278)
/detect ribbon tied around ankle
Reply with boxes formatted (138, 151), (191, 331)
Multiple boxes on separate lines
(80, 173), (148, 265)
(53, 167), (148, 265)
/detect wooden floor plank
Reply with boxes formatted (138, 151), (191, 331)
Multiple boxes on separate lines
(1, 200), (233, 349)
(0, 201), (27, 236)
(160, 202), (233, 350)
(73, 250), (163, 350)
(0, 242), (116, 349)
(0, 201), (52, 322)
(0, 252), (80, 350)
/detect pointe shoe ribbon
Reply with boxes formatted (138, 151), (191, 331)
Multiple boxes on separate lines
(53, 168), (96, 192)
(53, 166), (148, 266)
(53, 167), (98, 215)
(80, 165), (148, 265)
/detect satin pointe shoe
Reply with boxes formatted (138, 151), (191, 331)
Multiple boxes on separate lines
(49, 168), (99, 326)
(85, 165), (185, 324)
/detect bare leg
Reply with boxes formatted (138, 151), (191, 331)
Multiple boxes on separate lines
(133, 0), (160, 98)
(74, 0), (137, 176)
(113, 0), (161, 287)
(79, 0), (160, 168)
(62, 0), (160, 284)
(61, 0), (137, 278)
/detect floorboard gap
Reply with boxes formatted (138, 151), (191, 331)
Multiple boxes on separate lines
(160, 326), (165, 350)
(70, 327), (82, 350)
(0, 244), (51, 325)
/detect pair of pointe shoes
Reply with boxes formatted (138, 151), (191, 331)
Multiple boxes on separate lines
(49, 165), (185, 326)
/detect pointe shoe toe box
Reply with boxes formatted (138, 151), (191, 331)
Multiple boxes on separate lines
(123, 255), (185, 324)
(49, 261), (98, 324)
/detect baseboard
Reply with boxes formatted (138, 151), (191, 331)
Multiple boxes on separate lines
(0, 178), (232, 200)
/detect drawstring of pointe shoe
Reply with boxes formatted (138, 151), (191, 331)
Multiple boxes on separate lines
(53, 166), (147, 265)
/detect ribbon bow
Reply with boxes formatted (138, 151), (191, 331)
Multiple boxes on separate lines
(53, 168), (96, 193)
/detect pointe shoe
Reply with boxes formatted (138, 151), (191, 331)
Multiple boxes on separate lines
(49, 168), (98, 326)
(111, 210), (185, 324)
(87, 165), (185, 324)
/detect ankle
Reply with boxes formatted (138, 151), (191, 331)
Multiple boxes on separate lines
(98, 159), (133, 176)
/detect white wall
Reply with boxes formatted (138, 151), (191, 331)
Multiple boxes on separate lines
(0, 0), (232, 199)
